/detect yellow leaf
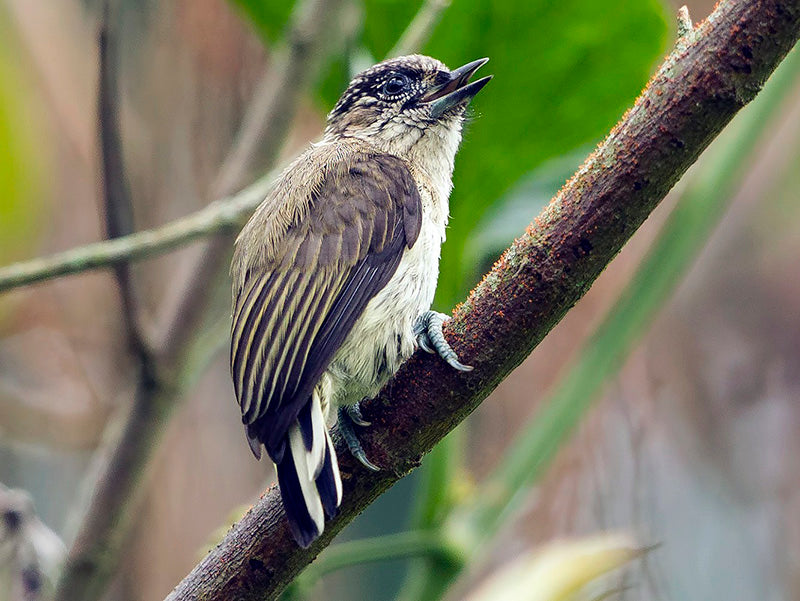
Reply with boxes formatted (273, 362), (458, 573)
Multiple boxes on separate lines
(465, 533), (646, 601)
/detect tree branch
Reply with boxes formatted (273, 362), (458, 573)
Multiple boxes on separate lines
(388, 0), (450, 58)
(98, 0), (152, 356)
(0, 175), (273, 294)
(164, 1), (800, 599)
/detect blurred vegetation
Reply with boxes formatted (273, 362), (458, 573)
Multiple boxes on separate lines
(1, 1), (798, 600)
(462, 534), (645, 601)
(0, 18), (48, 270)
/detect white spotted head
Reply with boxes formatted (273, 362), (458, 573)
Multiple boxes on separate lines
(323, 55), (491, 175)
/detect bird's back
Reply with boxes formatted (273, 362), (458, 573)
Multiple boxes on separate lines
(229, 138), (424, 545)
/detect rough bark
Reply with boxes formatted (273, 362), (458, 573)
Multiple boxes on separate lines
(166, 1), (800, 599)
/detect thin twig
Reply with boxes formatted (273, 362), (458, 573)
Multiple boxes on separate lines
(0, 175), (273, 294)
(163, 1), (800, 599)
(677, 6), (693, 39)
(98, 0), (151, 354)
(388, 0), (451, 58)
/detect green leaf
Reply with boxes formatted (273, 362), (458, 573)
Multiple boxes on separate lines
(344, 0), (670, 306)
(228, 0), (294, 44)
(466, 145), (592, 278)
(426, 0), (670, 306)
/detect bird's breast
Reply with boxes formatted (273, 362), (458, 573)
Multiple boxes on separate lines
(324, 184), (448, 413)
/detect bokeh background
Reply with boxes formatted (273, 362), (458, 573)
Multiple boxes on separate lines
(1, 0), (799, 600)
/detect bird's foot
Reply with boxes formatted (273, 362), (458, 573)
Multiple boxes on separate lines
(338, 403), (379, 472)
(413, 311), (473, 372)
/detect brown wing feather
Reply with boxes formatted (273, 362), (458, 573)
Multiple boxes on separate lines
(230, 149), (421, 460)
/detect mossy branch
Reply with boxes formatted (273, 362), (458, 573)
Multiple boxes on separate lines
(164, 1), (800, 599)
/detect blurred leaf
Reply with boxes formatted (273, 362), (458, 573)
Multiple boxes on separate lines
(467, 145), (592, 276)
(0, 20), (47, 268)
(429, 0), (670, 305)
(463, 534), (644, 601)
(228, 0), (294, 43)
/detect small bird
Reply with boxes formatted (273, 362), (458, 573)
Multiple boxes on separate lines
(230, 54), (490, 547)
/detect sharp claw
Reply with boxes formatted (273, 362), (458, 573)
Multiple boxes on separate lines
(447, 358), (474, 372)
(417, 334), (435, 354)
(338, 404), (381, 471)
(353, 451), (380, 472)
(416, 310), (473, 373)
(346, 404), (371, 427)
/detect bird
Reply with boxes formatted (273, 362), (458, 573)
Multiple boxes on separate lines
(230, 54), (491, 547)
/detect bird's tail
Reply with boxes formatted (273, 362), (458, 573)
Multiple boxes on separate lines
(275, 391), (342, 548)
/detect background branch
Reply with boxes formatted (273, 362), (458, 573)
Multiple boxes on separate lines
(157, 0), (345, 359)
(52, 0), (344, 599)
(0, 175), (272, 294)
(98, 0), (151, 356)
(163, 1), (800, 599)
(388, 0), (450, 58)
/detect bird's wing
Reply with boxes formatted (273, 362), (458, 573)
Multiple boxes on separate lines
(230, 151), (422, 460)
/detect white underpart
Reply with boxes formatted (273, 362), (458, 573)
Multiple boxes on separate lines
(287, 420), (324, 534)
(323, 114), (463, 414)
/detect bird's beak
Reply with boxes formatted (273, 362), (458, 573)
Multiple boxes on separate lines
(422, 57), (492, 119)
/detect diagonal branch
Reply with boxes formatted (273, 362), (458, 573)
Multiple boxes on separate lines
(0, 176), (273, 294)
(213, 0), (342, 199)
(164, 1), (800, 599)
(388, 0), (451, 58)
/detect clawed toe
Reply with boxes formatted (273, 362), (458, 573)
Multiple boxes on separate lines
(338, 404), (380, 472)
(414, 311), (473, 372)
(345, 402), (371, 427)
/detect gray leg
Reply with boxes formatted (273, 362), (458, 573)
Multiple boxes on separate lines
(413, 311), (473, 372)
(338, 403), (379, 472)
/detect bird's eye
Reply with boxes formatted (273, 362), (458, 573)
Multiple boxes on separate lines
(380, 74), (409, 98)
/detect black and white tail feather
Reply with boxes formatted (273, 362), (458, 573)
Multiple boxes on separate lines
(270, 392), (342, 547)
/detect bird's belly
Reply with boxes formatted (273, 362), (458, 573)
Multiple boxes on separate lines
(324, 220), (443, 412)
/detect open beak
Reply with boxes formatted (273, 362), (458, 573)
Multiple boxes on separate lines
(422, 57), (492, 119)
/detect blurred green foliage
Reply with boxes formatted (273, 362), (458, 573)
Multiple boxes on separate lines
(427, 0), (669, 305)
(466, 145), (591, 277)
(228, 0), (293, 43)
(0, 21), (47, 269)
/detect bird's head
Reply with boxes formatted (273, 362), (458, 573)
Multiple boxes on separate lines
(323, 55), (491, 170)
